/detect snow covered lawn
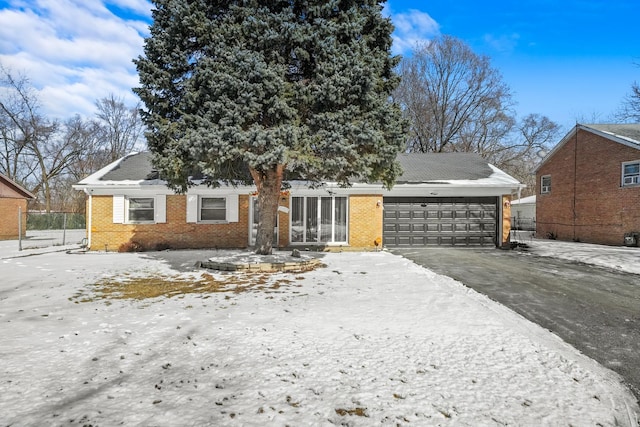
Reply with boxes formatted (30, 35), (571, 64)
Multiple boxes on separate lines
(1, 250), (638, 426)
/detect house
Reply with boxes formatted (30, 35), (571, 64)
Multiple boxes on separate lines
(511, 195), (536, 230)
(0, 173), (35, 240)
(536, 123), (640, 246)
(72, 152), (523, 251)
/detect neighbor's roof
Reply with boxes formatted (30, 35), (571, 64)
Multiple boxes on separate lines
(511, 195), (536, 205)
(585, 123), (640, 146)
(0, 173), (35, 199)
(537, 123), (640, 171)
(75, 151), (521, 189)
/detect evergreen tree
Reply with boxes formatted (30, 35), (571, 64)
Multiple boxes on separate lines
(134, 0), (406, 254)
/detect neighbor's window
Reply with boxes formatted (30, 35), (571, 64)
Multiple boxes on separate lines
(127, 197), (155, 222)
(200, 197), (226, 221)
(541, 175), (551, 194)
(622, 161), (640, 186)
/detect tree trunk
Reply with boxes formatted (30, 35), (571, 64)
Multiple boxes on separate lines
(250, 165), (284, 255)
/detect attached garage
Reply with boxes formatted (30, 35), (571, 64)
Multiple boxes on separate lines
(383, 197), (497, 247)
(380, 153), (523, 248)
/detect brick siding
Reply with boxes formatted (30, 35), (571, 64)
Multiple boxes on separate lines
(0, 198), (28, 240)
(536, 128), (640, 245)
(89, 195), (251, 251)
(87, 193), (382, 251)
(348, 195), (383, 249)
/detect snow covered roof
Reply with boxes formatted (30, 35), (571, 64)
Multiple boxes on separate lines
(537, 123), (640, 171)
(100, 151), (156, 181)
(585, 123), (640, 147)
(74, 151), (523, 194)
(511, 195), (536, 205)
(395, 152), (493, 182)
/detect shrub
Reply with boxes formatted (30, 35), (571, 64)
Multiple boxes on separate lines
(118, 241), (145, 252)
(154, 241), (172, 251)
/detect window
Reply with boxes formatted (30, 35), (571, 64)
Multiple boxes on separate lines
(622, 161), (640, 186)
(127, 197), (155, 222)
(540, 175), (551, 194)
(113, 195), (165, 224)
(200, 197), (226, 221)
(290, 196), (348, 244)
(186, 194), (238, 224)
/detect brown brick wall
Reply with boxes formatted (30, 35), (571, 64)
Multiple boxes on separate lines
(349, 194), (383, 249)
(0, 198), (28, 240)
(89, 194), (252, 251)
(536, 128), (640, 245)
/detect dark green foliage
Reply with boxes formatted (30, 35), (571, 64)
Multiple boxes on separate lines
(133, 0), (406, 192)
(27, 212), (86, 230)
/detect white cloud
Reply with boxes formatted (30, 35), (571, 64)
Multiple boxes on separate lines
(0, 0), (152, 120)
(483, 33), (521, 54)
(0, 0), (439, 119)
(387, 7), (440, 56)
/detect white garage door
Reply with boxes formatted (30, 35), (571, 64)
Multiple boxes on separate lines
(383, 197), (497, 247)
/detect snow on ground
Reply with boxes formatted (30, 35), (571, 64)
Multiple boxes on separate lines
(527, 239), (640, 275)
(1, 247), (638, 426)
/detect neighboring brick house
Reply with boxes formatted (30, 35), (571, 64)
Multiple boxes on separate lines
(536, 123), (640, 246)
(0, 173), (35, 240)
(73, 152), (522, 251)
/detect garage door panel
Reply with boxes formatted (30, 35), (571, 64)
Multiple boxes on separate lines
(454, 223), (467, 232)
(455, 210), (468, 219)
(412, 223), (426, 232)
(397, 223), (411, 233)
(383, 197), (497, 247)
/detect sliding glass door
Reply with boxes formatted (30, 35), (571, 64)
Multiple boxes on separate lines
(290, 196), (347, 244)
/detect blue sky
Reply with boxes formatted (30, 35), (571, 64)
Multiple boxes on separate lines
(0, 0), (638, 132)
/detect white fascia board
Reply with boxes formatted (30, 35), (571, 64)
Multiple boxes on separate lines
(77, 185), (176, 196)
(74, 182), (257, 197)
(382, 184), (516, 197)
(187, 184), (255, 195)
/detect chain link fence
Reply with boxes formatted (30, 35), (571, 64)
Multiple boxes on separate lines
(18, 212), (86, 250)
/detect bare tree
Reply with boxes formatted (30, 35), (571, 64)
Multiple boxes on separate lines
(499, 114), (562, 196)
(395, 35), (515, 154)
(0, 66), (95, 211)
(50, 116), (105, 212)
(617, 81), (640, 122)
(0, 65), (64, 211)
(0, 65), (43, 184)
(94, 94), (144, 161)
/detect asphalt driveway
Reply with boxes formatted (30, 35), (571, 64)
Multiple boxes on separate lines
(391, 247), (640, 405)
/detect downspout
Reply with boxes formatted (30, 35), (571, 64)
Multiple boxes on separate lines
(573, 124), (578, 241)
(84, 188), (92, 249)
